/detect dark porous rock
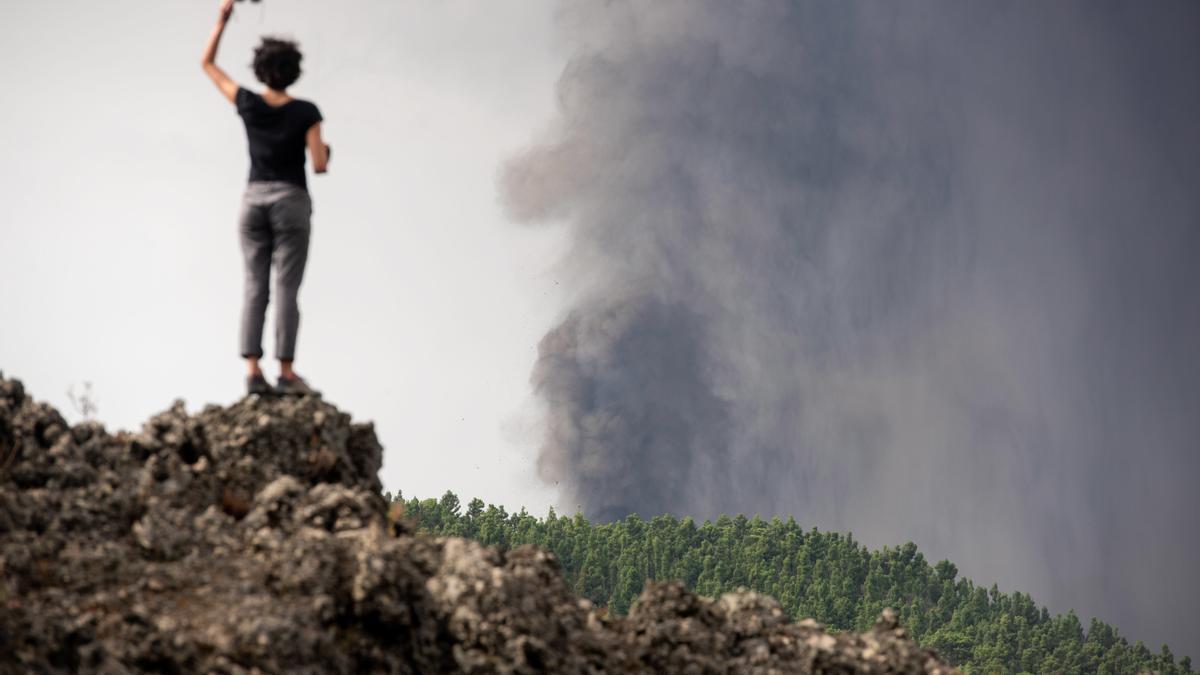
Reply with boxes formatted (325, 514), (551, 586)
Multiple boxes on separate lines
(0, 374), (957, 674)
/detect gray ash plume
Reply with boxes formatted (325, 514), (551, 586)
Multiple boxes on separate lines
(502, 0), (1200, 656)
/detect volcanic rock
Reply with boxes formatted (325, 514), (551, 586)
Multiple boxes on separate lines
(0, 372), (956, 674)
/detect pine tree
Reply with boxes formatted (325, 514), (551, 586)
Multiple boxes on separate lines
(406, 492), (1194, 675)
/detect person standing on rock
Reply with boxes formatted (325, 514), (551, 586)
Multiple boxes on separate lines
(202, 0), (328, 397)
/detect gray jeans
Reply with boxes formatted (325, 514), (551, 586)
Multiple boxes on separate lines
(238, 181), (312, 361)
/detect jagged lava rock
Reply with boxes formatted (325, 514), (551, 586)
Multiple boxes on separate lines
(0, 373), (957, 674)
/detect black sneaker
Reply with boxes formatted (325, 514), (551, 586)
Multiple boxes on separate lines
(276, 375), (320, 397)
(246, 373), (273, 397)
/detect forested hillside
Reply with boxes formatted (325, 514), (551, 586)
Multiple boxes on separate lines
(396, 491), (1191, 675)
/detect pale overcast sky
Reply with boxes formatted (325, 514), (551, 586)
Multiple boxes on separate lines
(4, 0), (1199, 659)
(0, 0), (568, 513)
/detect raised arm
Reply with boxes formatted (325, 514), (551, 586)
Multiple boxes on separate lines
(306, 123), (331, 174)
(201, 0), (238, 104)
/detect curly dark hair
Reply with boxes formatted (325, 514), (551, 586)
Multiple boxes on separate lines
(252, 37), (303, 90)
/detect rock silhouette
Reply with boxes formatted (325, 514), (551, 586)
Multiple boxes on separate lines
(0, 373), (956, 674)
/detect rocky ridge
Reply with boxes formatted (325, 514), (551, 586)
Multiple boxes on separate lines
(0, 372), (956, 674)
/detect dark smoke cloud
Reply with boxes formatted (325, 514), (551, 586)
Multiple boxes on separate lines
(502, 0), (1200, 657)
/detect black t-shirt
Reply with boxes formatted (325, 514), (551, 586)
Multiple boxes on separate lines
(236, 86), (323, 189)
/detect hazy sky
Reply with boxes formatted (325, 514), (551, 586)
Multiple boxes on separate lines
(2, 0), (1196, 661)
(0, 0), (567, 512)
